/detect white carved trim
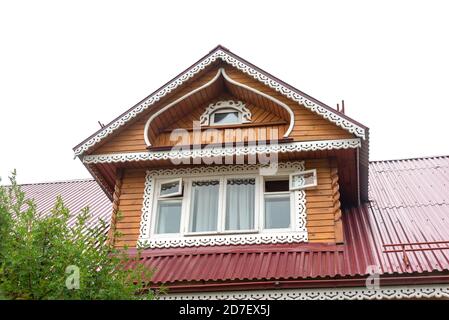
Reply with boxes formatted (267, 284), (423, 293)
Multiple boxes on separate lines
(221, 68), (295, 138)
(143, 68), (295, 146)
(74, 49), (366, 156)
(199, 100), (251, 126)
(143, 68), (222, 147)
(137, 161), (308, 249)
(161, 284), (449, 300)
(82, 138), (362, 164)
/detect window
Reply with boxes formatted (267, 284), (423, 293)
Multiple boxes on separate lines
(189, 180), (220, 232)
(154, 179), (183, 234)
(289, 169), (317, 190)
(263, 178), (291, 229)
(210, 108), (241, 125)
(150, 168), (317, 238)
(225, 178), (255, 231)
(159, 178), (182, 197)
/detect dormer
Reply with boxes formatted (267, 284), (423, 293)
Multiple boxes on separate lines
(74, 46), (369, 249)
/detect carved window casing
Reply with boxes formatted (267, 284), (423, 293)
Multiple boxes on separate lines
(199, 100), (251, 126)
(138, 161), (313, 249)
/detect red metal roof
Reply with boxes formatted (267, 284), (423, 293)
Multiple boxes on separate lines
(128, 156), (449, 288)
(19, 179), (112, 231)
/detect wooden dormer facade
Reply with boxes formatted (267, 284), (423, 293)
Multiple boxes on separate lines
(74, 46), (369, 250)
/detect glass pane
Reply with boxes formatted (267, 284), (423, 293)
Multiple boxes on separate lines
(225, 178), (255, 230)
(189, 180), (219, 232)
(292, 171), (315, 189)
(160, 180), (180, 196)
(264, 195), (290, 229)
(213, 112), (239, 124)
(155, 200), (182, 234)
(265, 179), (289, 192)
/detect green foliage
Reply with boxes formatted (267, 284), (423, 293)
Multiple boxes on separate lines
(0, 171), (159, 300)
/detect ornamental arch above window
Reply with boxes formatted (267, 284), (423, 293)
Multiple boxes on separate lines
(199, 100), (252, 126)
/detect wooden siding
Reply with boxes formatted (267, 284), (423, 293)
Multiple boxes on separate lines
(223, 67), (355, 142)
(305, 158), (342, 243)
(113, 168), (146, 248)
(153, 97), (287, 146)
(92, 64), (355, 155)
(112, 158), (343, 248)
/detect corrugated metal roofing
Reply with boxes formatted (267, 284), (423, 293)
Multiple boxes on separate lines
(19, 179), (112, 231)
(129, 156), (449, 285)
(10, 156), (449, 286)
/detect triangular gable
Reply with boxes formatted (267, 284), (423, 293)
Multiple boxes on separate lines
(73, 45), (367, 157)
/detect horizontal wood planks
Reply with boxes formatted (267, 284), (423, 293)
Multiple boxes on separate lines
(305, 158), (341, 243)
(112, 158), (342, 248)
(113, 168), (146, 248)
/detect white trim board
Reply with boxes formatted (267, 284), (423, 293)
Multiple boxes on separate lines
(74, 48), (366, 157)
(82, 138), (362, 164)
(160, 284), (449, 300)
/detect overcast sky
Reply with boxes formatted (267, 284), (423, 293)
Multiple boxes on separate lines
(1, 0), (448, 184)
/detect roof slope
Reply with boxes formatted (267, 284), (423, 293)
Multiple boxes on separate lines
(128, 156), (449, 286)
(19, 179), (112, 231)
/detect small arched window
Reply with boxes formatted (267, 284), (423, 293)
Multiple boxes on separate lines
(200, 100), (252, 126)
(211, 108), (241, 125)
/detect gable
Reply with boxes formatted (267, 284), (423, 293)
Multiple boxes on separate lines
(74, 46), (366, 157)
(89, 65), (356, 155)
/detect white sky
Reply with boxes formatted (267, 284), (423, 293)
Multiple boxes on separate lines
(1, 0), (449, 184)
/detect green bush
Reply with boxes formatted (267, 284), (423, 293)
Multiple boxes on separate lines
(0, 171), (159, 300)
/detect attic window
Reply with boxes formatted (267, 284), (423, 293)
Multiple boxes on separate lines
(211, 109), (241, 125)
(199, 100), (252, 126)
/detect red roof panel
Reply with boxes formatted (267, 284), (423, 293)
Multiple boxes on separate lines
(128, 156), (449, 286)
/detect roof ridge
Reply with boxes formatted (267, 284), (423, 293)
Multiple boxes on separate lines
(17, 178), (96, 187)
(369, 154), (449, 163)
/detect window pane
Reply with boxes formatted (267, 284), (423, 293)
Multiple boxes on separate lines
(264, 195), (290, 229)
(160, 180), (181, 196)
(291, 171), (316, 189)
(189, 180), (219, 232)
(265, 179), (289, 192)
(155, 200), (182, 234)
(213, 112), (239, 124)
(225, 178), (255, 230)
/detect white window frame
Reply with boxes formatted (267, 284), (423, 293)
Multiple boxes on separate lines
(158, 178), (183, 198)
(260, 176), (295, 232)
(289, 169), (318, 191)
(140, 161), (310, 248)
(152, 179), (184, 237)
(210, 108), (243, 126)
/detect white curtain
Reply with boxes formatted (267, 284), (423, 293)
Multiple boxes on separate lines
(189, 180), (219, 232)
(225, 178), (255, 230)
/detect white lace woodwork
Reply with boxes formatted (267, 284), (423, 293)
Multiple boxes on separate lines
(199, 100), (251, 126)
(161, 284), (449, 300)
(137, 161), (308, 249)
(74, 49), (366, 156)
(82, 138), (361, 164)
(143, 68), (295, 146)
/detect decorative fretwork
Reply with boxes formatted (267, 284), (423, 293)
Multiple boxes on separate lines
(138, 161), (308, 249)
(74, 49), (366, 156)
(199, 100), (251, 126)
